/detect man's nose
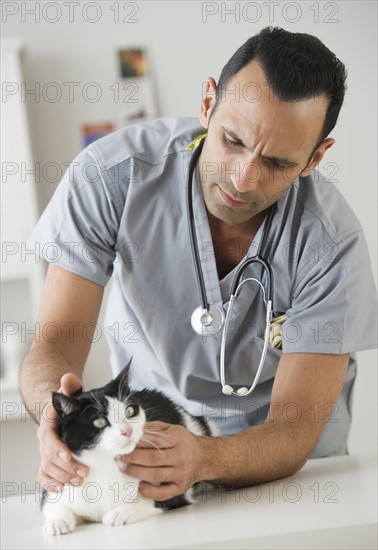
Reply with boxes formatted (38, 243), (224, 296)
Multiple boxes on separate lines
(228, 160), (261, 193)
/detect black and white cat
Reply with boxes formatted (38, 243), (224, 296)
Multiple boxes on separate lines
(41, 361), (216, 535)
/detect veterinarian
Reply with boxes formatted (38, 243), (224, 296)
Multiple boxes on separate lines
(20, 27), (377, 500)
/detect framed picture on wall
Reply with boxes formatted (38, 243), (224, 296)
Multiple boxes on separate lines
(114, 46), (157, 128)
(118, 48), (148, 78)
(81, 122), (114, 146)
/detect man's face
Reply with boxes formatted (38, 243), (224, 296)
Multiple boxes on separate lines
(199, 60), (331, 226)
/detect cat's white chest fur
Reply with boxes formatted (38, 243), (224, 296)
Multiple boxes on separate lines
(43, 450), (162, 535)
(61, 452), (139, 521)
(42, 398), (163, 536)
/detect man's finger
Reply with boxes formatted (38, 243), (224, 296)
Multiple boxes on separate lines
(40, 424), (89, 478)
(138, 481), (180, 501)
(126, 464), (174, 484)
(143, 421), (171, 431)
(38, 470), (64, 492)
(44, 440), (88, 477)
(136, 429), (176, 450)
(40, 459), (84, 487)
(119, 447), (174, 467)
(45, 433), (72, 464)
(59, 373), (83, 396)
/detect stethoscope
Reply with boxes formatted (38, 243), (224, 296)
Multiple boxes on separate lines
(186, 135), (275, 397)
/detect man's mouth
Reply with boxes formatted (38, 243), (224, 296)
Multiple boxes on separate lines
(218, 187), (250, 208)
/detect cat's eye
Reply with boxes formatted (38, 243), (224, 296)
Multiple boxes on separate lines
(93, 417), (108, 429)
(125, 405), (135, 418)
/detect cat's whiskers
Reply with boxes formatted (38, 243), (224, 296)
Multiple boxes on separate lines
(138, 406), (166, 419)
(143, 428), (171, 439)
(88, 392), (105, 415)
(139, 436), (166, 454)
(118, 372), (130, 402)
(142, 429), (173, 450)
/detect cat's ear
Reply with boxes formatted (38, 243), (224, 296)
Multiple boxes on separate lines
(115, 358), (132, 386)
(102, 358), (132, 397)
(52, 392), (80, 418)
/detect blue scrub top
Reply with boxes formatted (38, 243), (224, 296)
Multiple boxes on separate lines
(28, 117), (378, 457)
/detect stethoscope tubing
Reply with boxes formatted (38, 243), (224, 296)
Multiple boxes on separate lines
(186, 140), (208, 312)
(186, 137), (276, 397)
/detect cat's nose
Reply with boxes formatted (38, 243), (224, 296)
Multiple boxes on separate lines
(121, 426), (133, 437)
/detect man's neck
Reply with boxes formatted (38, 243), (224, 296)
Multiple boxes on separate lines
(207, 209), (268, 279)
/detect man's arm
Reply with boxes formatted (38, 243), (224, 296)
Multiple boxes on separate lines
(20, 264), (104, 489)
(122, 352), (349, 498)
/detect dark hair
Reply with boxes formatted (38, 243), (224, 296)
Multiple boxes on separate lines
(213, 27), (347, 148)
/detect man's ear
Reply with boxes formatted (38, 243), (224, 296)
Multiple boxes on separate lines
(199, 77), (217, 129)
(301, 138), (335, 177)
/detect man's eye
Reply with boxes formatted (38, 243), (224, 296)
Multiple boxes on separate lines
(93, 417), (108, 429)
(224, 136), (241, 148)
(267, 159), (285, 170)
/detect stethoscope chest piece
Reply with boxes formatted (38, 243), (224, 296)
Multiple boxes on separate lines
(191, 304), (225, 335)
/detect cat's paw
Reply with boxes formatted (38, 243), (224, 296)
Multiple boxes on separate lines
(43, 516), (75, 536)
(102, 506), (131, 527)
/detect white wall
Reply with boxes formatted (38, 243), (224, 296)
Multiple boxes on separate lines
(1, 1), (377, 491)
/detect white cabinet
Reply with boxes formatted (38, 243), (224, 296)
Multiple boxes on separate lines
(1, 39), (45, 416)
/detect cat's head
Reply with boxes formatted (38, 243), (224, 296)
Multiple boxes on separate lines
(52, 362), (145, 456)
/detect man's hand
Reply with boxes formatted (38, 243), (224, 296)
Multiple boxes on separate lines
(37, 373), (89, 492)
(118, 421), (206, 501)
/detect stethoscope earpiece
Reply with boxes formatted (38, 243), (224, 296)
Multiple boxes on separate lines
(221, 385), (249, 396)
